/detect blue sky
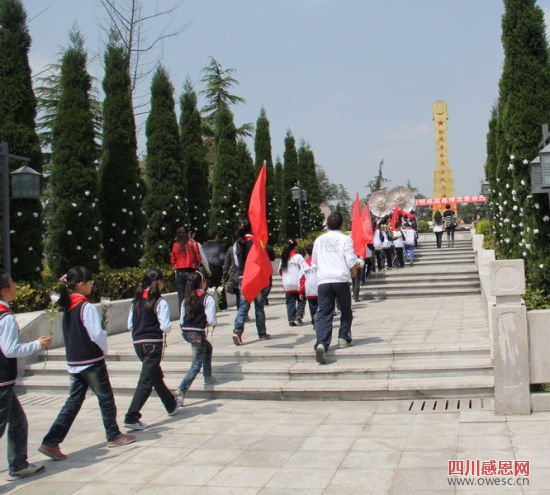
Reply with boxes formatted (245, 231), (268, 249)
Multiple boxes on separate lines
(24, 0), (550, 199)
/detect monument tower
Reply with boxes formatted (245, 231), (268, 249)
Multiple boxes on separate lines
(432, 100), (456, 210)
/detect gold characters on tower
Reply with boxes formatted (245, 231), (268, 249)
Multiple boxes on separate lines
(432, 100), (456, 212)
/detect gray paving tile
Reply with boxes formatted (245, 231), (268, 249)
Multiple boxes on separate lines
(150, 465), (222, 486)
(230, 450), (293, 468)
(206, 466), (278, 488)
(341, 450), (401, 469)
(265, 467), (336, 489)
(327, 468), (394, 493)
(391, 468), (452, 491)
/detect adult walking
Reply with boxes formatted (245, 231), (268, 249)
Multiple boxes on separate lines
(312, 212), (357, 364)
(170, 226), (210, 313)
(443, 204), (457, 248)
(202, 230), (227, 310)
(433, 210), (444, 248)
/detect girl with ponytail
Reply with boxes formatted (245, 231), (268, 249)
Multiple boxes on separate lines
(123, 268), (179, 430)
(278, 240), (307, 326)
(175, 271), (217, 405)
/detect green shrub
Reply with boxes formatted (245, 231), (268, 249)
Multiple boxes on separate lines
(475, 219), (491, 235)
(274, 231), (323, 258)
(11, 282), (53, 313)
(417, 220), (430, 233)
(483, 233), (497, 250)
(524, 286), (550, 310)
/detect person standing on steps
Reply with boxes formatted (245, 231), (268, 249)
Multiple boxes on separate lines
(443, 204), (457, 247)
(311, 212), (357, 365)
(432, 210), (444, 248)
(279, 239), (307, 327)
(403, 221), (418, 266)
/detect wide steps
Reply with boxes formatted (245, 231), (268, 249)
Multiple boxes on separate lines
(363, 287), (481, 298)
(18, 374), (494, 400)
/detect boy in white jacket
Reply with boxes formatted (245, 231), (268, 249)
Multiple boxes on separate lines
(278, 240), (307, 326)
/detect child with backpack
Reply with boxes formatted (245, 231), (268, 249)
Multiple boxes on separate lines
(175, 271), (217, 405)
(279, 240), (307, 326)
(0, 271), (51, 481)
(39, 266), (135, 461)
(123, 268), (180, 431)
(443, 204), (457, 247)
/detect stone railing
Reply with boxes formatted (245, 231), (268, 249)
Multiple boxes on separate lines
(472, 231), (550, 414)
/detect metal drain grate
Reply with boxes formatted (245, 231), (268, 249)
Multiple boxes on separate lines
(18, 394), (64, 407)
(408, 398), (490, 413)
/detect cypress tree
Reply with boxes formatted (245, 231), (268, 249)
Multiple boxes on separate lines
(0, 0), (42, 280)
(210, 106), (241, 243)
(46, 31), (100, 275)
(143, 66), (185, 265)
(492, 0), (550, 288)
(273, 157), (284, 242)
(236, 138), (255, 217)
(180, 79), (208, 238)
(281, 130), (300, 239)
(254, 107), (278, 242)
(98, 38), (144, 268)
(297, 141), (323, 232)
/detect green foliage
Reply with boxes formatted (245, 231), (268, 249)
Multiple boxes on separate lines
(297, 141), (323, 233)
(483, 233), (497, 250)
(0, 0), (43, 280)
(46, 30), (101, 276)
(98, 39), (144, 268)
(254, 108), (279, 243)
(209, 106), (242, 243)
(416, 220), (430, 233)
(143, 66), (186, 264)
(273, 157), (284, 242)
(235, 139), (255, 215)
(11, 281), (52, 313)
(281, 131), (300, 239)
(524, 285), (550, 310)
(366, 159), (390, 194)
(475, 219), (491, 235)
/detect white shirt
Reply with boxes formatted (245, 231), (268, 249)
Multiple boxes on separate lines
(311, 230), (356, 285)
(0, 299), (41, 359)
(300, 259), (318, 298)
(278, 252), (307, 292)
(392, 230), (404, 248)
(404, 228), (417, 245)
(67, 303), (109, 374)
(127, 298), (172, 334)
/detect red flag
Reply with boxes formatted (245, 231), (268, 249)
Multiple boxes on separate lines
(361, 203), (373, 245)
(241, 163), (273, 302)
(351, 193), (367, 257)
(390, 208), (400, 230)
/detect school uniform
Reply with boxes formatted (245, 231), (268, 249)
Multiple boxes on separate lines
(300, 257), (319, 325)
(42, 294), (122, 447)
(392, 230), (405, 268)
(124, 293), (177, 424)
(381, 229), (394, 269)
(279, 251), (307, 324)
(178, 290), (217, 394)
(373, 229), (385, 271)
(403, 227), (418, 264)
(0, 300), (43, 477)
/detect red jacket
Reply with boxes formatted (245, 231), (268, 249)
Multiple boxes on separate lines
(170, 240), (201, 269)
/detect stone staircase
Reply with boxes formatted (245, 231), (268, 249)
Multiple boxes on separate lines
(20, 233), (493, 402)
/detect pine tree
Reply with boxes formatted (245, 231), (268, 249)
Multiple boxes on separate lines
(254, 107), (278, 242)
(281, 130), (300, 239)
(46, 30), (100, 275)
(210, 106), (241, 243)
(0, 0), (42, 280)
(492, 0), (550, 288)
(180, 79), (208, 238)
(143, 66), (185, 265)
(98, 38), (144, 268)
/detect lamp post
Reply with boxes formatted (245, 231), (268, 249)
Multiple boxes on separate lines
(0, 142), (42, 275)
(529, 125), (550, 202)
(291, 181), (307, 238)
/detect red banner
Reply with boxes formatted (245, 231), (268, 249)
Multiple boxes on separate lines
(415, 195), (487, 206)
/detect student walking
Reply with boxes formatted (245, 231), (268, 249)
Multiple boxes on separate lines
(391, 223), (405, 268)
(0, 271), (51, 481)
(300, 244), (319, 326)
(433, 210), (444, 248)
(312, 212), (357, 364)
(443, 204), (457, 247)
(175, 271), (217, 405)
(123, 269), (179, 431)
(279, 240), (307, 326)
(39, 266), (135, 461)
(403, 222), (418, 266)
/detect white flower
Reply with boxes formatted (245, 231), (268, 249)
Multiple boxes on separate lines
(121, 247), (125, 252)
(162, 210), (167, 215)
(49, 292), (60, 304)
(503, 201), (508, 206)
(506, 183), (510, 189)
(112, 222), (116, 226)
(28, 246), (33, 251)
(67, 230), (72, 235)
(526, 243), (531, 249)
(510, 154), (515, 160)
(523, 159), (529, 165)
(72, 203), (77, 207)
(16, 211), (22, 217)
(88, 236), (92, 241)
(534, 229), (539, 234)
(535, 203), (540, 209)
(508, 164), (513, 171)
(32, 212), (38, 218)
(543, 215), (550, 222)
(76, 246), (82, 251)
(540, 264), (544, 269)
(523, 251), (527, 257)
(504, 238), (510, 244)
(496, 178), (500, 182)
(85, 190), (90, 196)
(94, 226), (99, 231)
(93, 255), (97, 259)
(513, 206), (518, 211)
(520, 179), (526, 186)
(122, 208), (127, 213)
(13, 257), (18, 264)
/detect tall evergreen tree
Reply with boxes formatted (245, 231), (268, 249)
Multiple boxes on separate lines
(254, 107), (278, 242)
(297, 141), (323, 232)
(236, 138), (255, 216)
(281, 130), (300, 239)
(180, 79), (208, 238)
(273, 157), (284, 242)
(0, 0), (42, 280)
(143, 66), (185, 264)
(46, 31), (100, 275)
(98, 37), (144, 268)
(491, 0), (550, 288)
(210, 106), (241, 243)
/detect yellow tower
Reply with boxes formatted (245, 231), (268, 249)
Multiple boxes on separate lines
(432, 100), (456, 210)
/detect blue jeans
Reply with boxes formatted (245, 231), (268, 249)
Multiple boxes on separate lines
(42, 360), (121, 445)
(233, 288), (268, 337)
(404, 244), (415, 262)
(178, 331), (212, 393)
(315, 282), (353, 350)
(308, 298), (319, 325)
(285, 292), (305, 322)
(125, 343), (176, 423)
(175, 269), (194, 314)
(0, 387), (29, 474)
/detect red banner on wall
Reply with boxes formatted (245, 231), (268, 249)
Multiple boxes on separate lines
(415, 195), (487, 206)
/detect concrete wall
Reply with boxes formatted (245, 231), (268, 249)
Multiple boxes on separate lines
(528, 309), (550, 384)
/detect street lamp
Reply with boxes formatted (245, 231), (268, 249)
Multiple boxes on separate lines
(480, 181), (490, 197)
(530, 125), (550, 202)
(291, 181), (307, 238)
(1, 142), (42, 275)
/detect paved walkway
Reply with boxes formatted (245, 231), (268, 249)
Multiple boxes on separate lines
(4, 282), (544, 494)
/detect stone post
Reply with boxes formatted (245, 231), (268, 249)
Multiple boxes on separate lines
(489, 259), (530, 415)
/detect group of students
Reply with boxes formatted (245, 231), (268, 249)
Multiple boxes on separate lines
(0, 262), (216, 481)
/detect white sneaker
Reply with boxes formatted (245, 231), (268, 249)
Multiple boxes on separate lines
(7, 463), (45, 481)
(338, 338), (351, 349)
(315, 344), (326, 365)
(173, 390), (184, 409)
(123, 420), (148, 431)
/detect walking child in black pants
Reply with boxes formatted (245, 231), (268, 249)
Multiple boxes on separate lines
(124, 268), (180, 430)
(39, 266), (135, 461)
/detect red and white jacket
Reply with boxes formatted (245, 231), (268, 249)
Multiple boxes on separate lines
(299, 257), (318, 299)
(278, 251), (306, 293)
